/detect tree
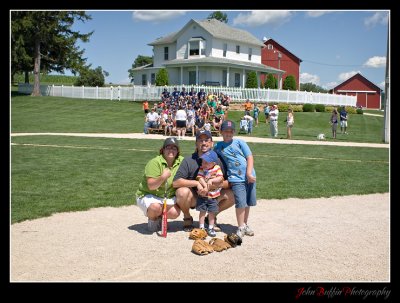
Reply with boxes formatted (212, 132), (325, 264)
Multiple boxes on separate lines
(207, 11), (228, 23)
(264, 73), (277, 89)
(245, 71), (258, 88)
(300, 82), (328, 93)
(128, 55), (153, 83)
(283, 75), (297, 90)
(155, 68), (169, 86)
(75, 66), (108, 87)
(11, 11), (93, 96)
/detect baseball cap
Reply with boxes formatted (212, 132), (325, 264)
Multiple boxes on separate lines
(163, 137), (179, 150)
(196, 130), (212, 141)
(200, 150), (219, 163)
(220, 120), (236, 131)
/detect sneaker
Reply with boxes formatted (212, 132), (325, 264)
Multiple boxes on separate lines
(244, 224), (254, 236)
(207, 228), (216, 237)
(236, 226), (245, 238)
(205, 215), (221, 232)
(147, 218), (161, 232)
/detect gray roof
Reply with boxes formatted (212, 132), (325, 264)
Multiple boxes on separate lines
(163, 57), (284, 74)
(149, 19), (264, 47)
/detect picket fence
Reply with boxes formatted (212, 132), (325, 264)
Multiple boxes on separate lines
(18, 83), (356, 106)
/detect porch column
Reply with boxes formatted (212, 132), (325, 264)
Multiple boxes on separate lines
(196, 65), (199, 85)
(180, 66), (183, 85)
(227, 67), (230, 87)
(242, 69), (245, 88)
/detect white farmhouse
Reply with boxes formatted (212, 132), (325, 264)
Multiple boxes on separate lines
(132, 18), (284, 88)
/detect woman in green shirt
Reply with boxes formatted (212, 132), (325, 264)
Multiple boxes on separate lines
(136, 137), (184, 232)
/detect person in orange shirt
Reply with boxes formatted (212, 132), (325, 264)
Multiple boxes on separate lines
(143, 101), (149, 114)
(244, 99), (252, 116)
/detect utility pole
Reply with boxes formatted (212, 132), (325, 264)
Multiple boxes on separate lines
(275, 50), (282, 89)
(383, 16), (390, 143)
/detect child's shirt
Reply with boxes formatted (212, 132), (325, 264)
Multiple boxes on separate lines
(214, 139), (256, 183)
(196, 164), (223, 199)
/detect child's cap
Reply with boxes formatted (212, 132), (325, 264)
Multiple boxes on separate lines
(200, 150), (219, 163)
(220, 120), (236, 131)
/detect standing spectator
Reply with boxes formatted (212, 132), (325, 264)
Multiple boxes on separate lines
(269, 104), (279, 138)
(143, 100), (149, 114)
(195, 150), (224, 237)
(214, 120), (257, 238)
(340, 107), (348, 134)
(136, 137), (184, 232)
(171, 87), (180, 103)
(175, 105), (187, 140)
(161, 88), (170, 103)
(330, 107), (338, 139)
(244, 99), (252, 116)
(264, 104), (270, 124)
(286, 108), (294, 139)
(253, 103), (260, 127)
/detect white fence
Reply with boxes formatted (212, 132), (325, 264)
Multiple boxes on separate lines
(18, 83), (357, 106)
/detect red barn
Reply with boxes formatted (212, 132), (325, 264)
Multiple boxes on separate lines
(329, 73), (382, 109)
(261, 38), (302, 90)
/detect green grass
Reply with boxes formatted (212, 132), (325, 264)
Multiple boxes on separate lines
(11, 94), (389, 223)
(12, 93), (386, 143)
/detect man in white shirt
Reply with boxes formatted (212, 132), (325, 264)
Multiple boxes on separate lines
(269, 105), (279, 137)
(144, 108), (159, 134)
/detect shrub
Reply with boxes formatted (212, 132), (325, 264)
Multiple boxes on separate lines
(292, 104), (303, 112)
(325, 106), (335, 112)
(277, 103), (290, 112)
(356, 108), (363, 114)
(303, 103), (315, 112)
(315, 104), (326, 112)
(345, 106), (357, 114)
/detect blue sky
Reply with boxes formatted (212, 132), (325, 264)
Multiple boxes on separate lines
(68, 10), (389, 89)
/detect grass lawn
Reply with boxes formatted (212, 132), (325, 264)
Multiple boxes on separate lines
(11, 94), (390, 223)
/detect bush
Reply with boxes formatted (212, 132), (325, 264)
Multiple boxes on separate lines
(277, 103), (290, 112)
(345, 106), (357, 114)
(325, 106), (335, 112)
(303, 103), (315, 112)
(315, 104), (326, 112)
(356, 108), (363, 114)
(292, 104), (303, 112)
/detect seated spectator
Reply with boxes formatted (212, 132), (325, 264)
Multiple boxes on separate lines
(144, 108), (159, 134)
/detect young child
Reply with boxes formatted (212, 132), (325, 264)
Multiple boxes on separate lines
(214, 120), (256, 238)
(196, 150), (224, 237)
(286, 108), (294, 139)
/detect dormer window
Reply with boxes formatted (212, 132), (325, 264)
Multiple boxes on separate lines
(267, 44), (273, 50)
(188, 37), (206, 57)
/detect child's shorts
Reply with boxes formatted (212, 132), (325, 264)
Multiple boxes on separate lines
(231, 182), (257, 208)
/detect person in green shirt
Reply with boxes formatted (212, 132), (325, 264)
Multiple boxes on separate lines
(136, 137), (184, 233)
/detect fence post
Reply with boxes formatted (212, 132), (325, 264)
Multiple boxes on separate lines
(82, 86), (84, 99)
(118, 86), (121, 101)
(110, 86), (113, 101)
(96, 86), (98, 99)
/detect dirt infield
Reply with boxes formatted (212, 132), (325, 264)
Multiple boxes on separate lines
(11, 193), (389, 282)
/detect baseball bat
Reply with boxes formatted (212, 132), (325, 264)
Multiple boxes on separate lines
(161, 181), (168, 238)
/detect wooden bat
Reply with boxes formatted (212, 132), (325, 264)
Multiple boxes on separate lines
(161, 181), (168, 237)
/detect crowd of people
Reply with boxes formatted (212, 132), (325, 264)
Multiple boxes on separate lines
(136, 98), (351, 239)
(143, 87), (231, 139)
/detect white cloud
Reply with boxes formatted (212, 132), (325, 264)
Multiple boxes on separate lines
(233, 10), (292, 27)
(132, 11), (186, 22)
(300, 72), (320, 85)
(364, 12), (388, 28)
(363, 56), (386, 68)
(324, 82), (338, 90)
(305, 11), (332, 18)
(378, 81), (385, 89)
(338, 71), (360, 82)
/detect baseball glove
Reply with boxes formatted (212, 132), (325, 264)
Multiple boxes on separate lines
(209, 238), (231, 252)
(224, 233), (242, 247)
(192, 239), (214, 255)
(189, 228), (207, 240)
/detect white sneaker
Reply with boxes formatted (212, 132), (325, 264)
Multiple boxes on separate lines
(236, 226), (245, 238)
(244, 224), (254, 236)
(147, 218), (161, 232)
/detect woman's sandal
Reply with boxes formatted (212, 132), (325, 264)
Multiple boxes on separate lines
(183, 216), (194, 232)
